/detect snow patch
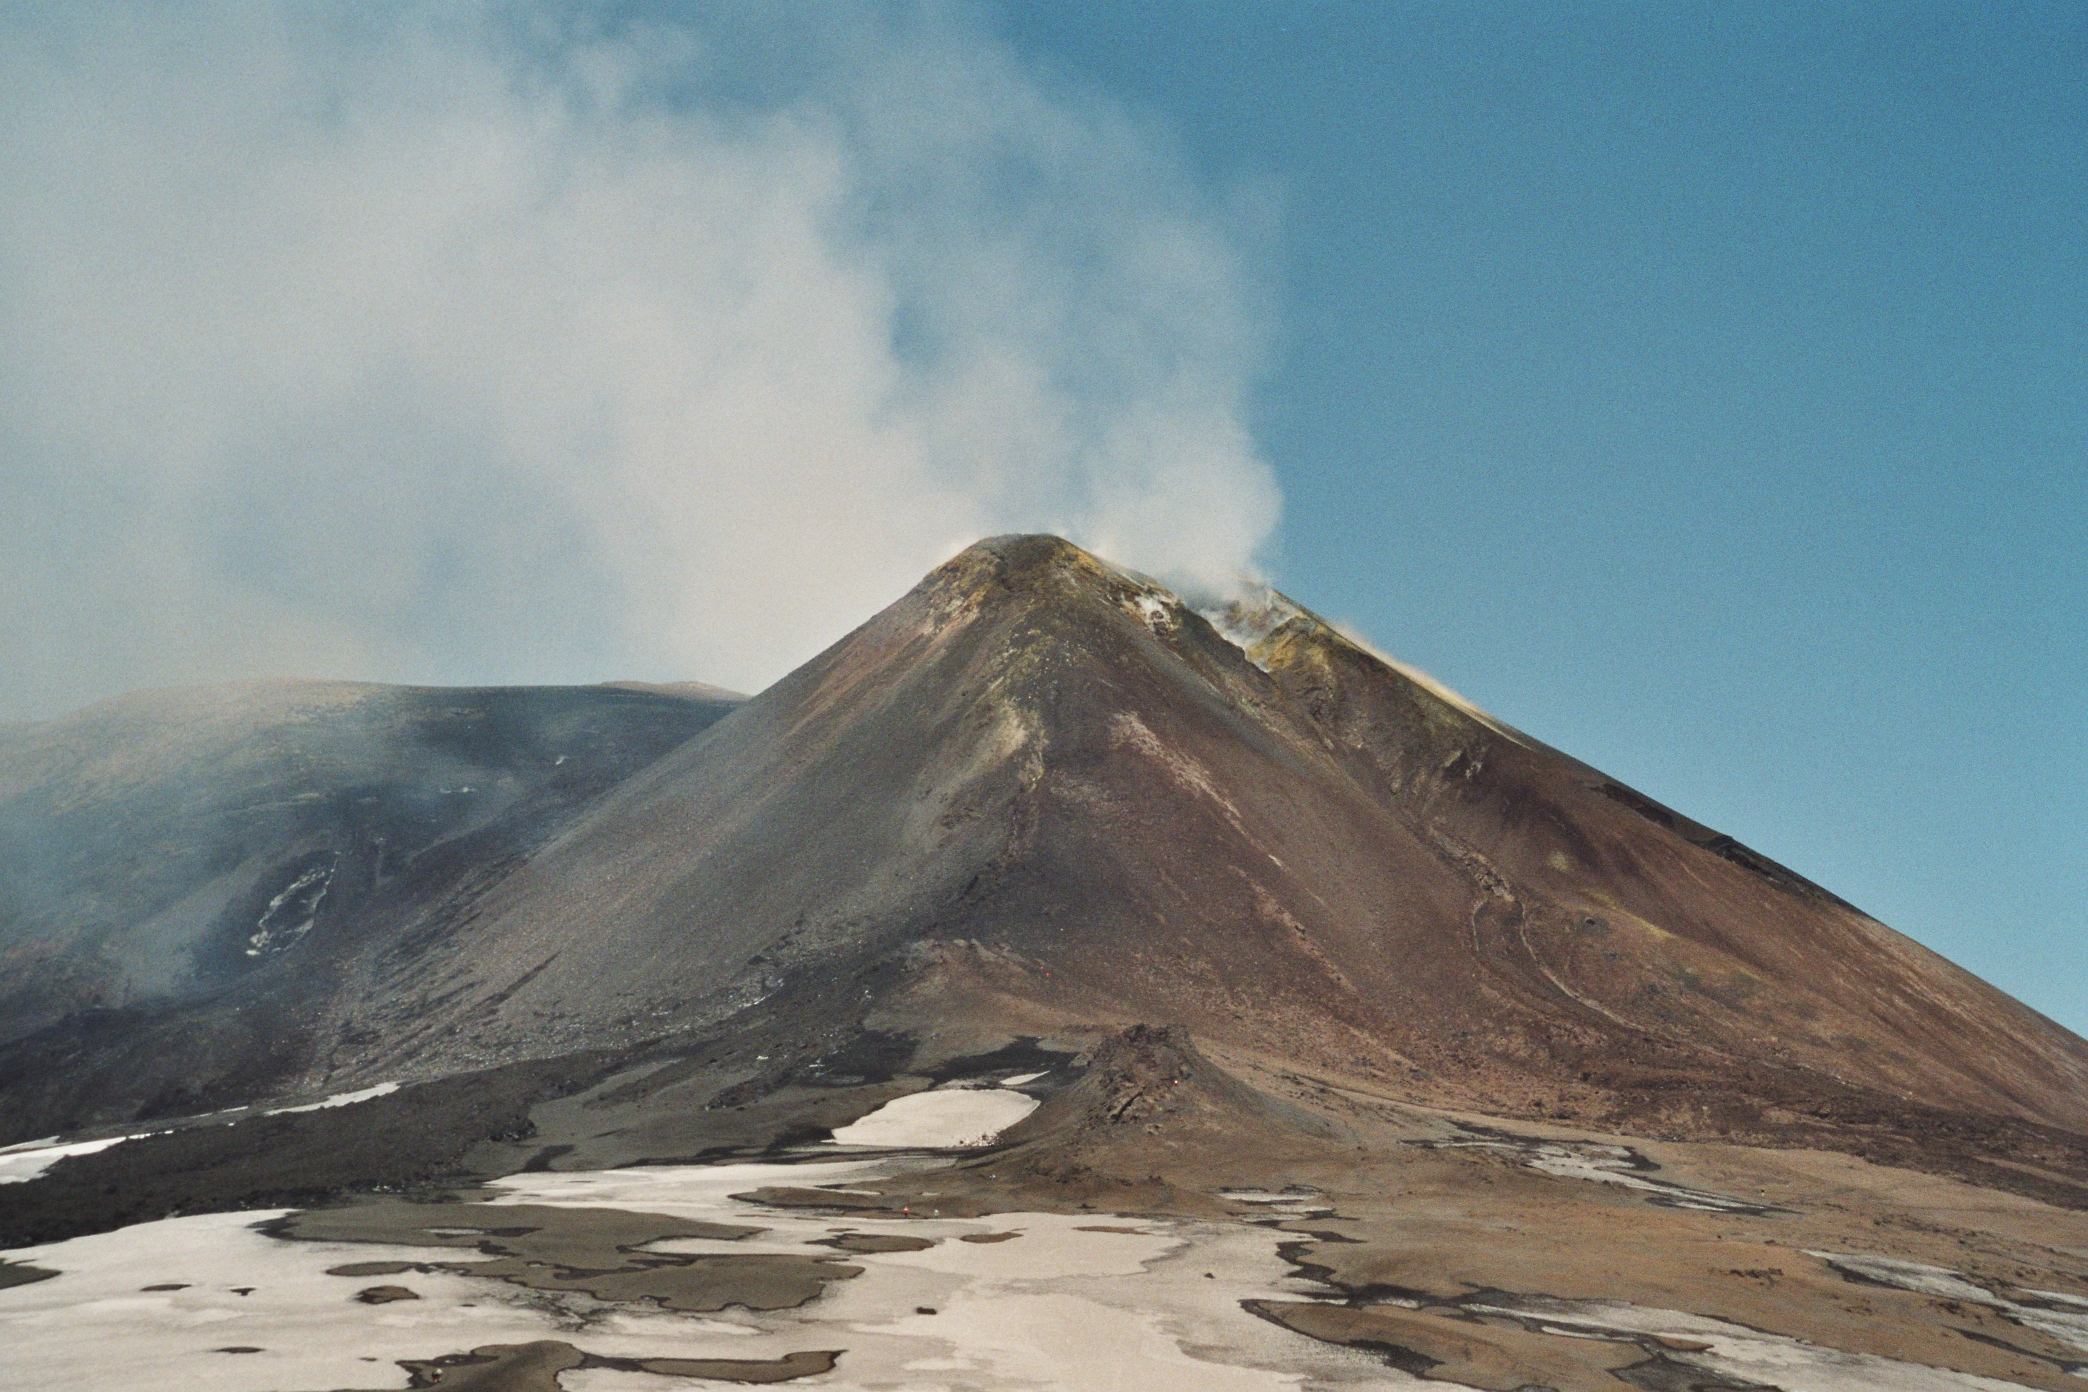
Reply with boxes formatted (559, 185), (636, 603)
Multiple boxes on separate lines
(1812, 1252), (2088, 1358)
(827, 1088), (1039, 1149)
(262, 1082), (399, 1116)
(246, 856), (335, 959)
(1219, 1188), (1336, 1220)
(0, 1131), (169, 1186)
(0, 1137), (59, 1154)
(1520, 1147), (1763, 1214)
(1421, 1127), (1773, 1215)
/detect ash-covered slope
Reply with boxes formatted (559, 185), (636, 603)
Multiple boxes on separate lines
(0, 680), (737, 1131)
(318, 535), (2087, 1141)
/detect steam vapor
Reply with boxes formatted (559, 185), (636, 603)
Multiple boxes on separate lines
(0, 1), (1280, 718)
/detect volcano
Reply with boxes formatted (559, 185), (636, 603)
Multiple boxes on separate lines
(8, 537), (2088, 1392)
(2, 534), (2081, 1160)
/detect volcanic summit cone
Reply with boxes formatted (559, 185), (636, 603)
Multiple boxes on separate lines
(2, 535), (2084, 1155)
(442, 535), (2088, 1132)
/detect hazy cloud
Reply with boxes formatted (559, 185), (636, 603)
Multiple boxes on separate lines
(0, 2), (1280, 718)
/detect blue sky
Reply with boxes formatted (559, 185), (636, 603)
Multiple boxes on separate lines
(997, 2), (2086, 1033)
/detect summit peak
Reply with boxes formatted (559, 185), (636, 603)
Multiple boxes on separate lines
(928, 534), (1123, 598)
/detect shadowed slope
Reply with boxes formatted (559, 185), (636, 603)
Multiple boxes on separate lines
(0, 681), (737, 1133)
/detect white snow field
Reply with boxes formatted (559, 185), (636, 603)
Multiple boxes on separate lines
(492, 1159), (1413, 1391)
(4, 1151), (2066, 1391)
(0, 1207), (736, 1391)
(0, 1130), (169, 1186)
(0, 1156), (1411, 1392)
(263, 1082), (402, 1115)
(824, 1084), (1039, 1148)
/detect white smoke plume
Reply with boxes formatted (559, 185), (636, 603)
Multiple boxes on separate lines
(0, 2), (1280, 718)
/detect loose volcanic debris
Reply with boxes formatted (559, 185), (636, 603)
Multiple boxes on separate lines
(812, 1232), (938, 1253)
(352, 1284), (420, 1303)
(0, 1258), (58, 1288)
(1242, 1300), (1650, 1392)
(294, 1341), (842, 1391)
(268, 1199), (863, 1313)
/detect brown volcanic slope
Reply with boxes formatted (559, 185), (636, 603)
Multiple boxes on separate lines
(282, 533), (2085, 1144)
